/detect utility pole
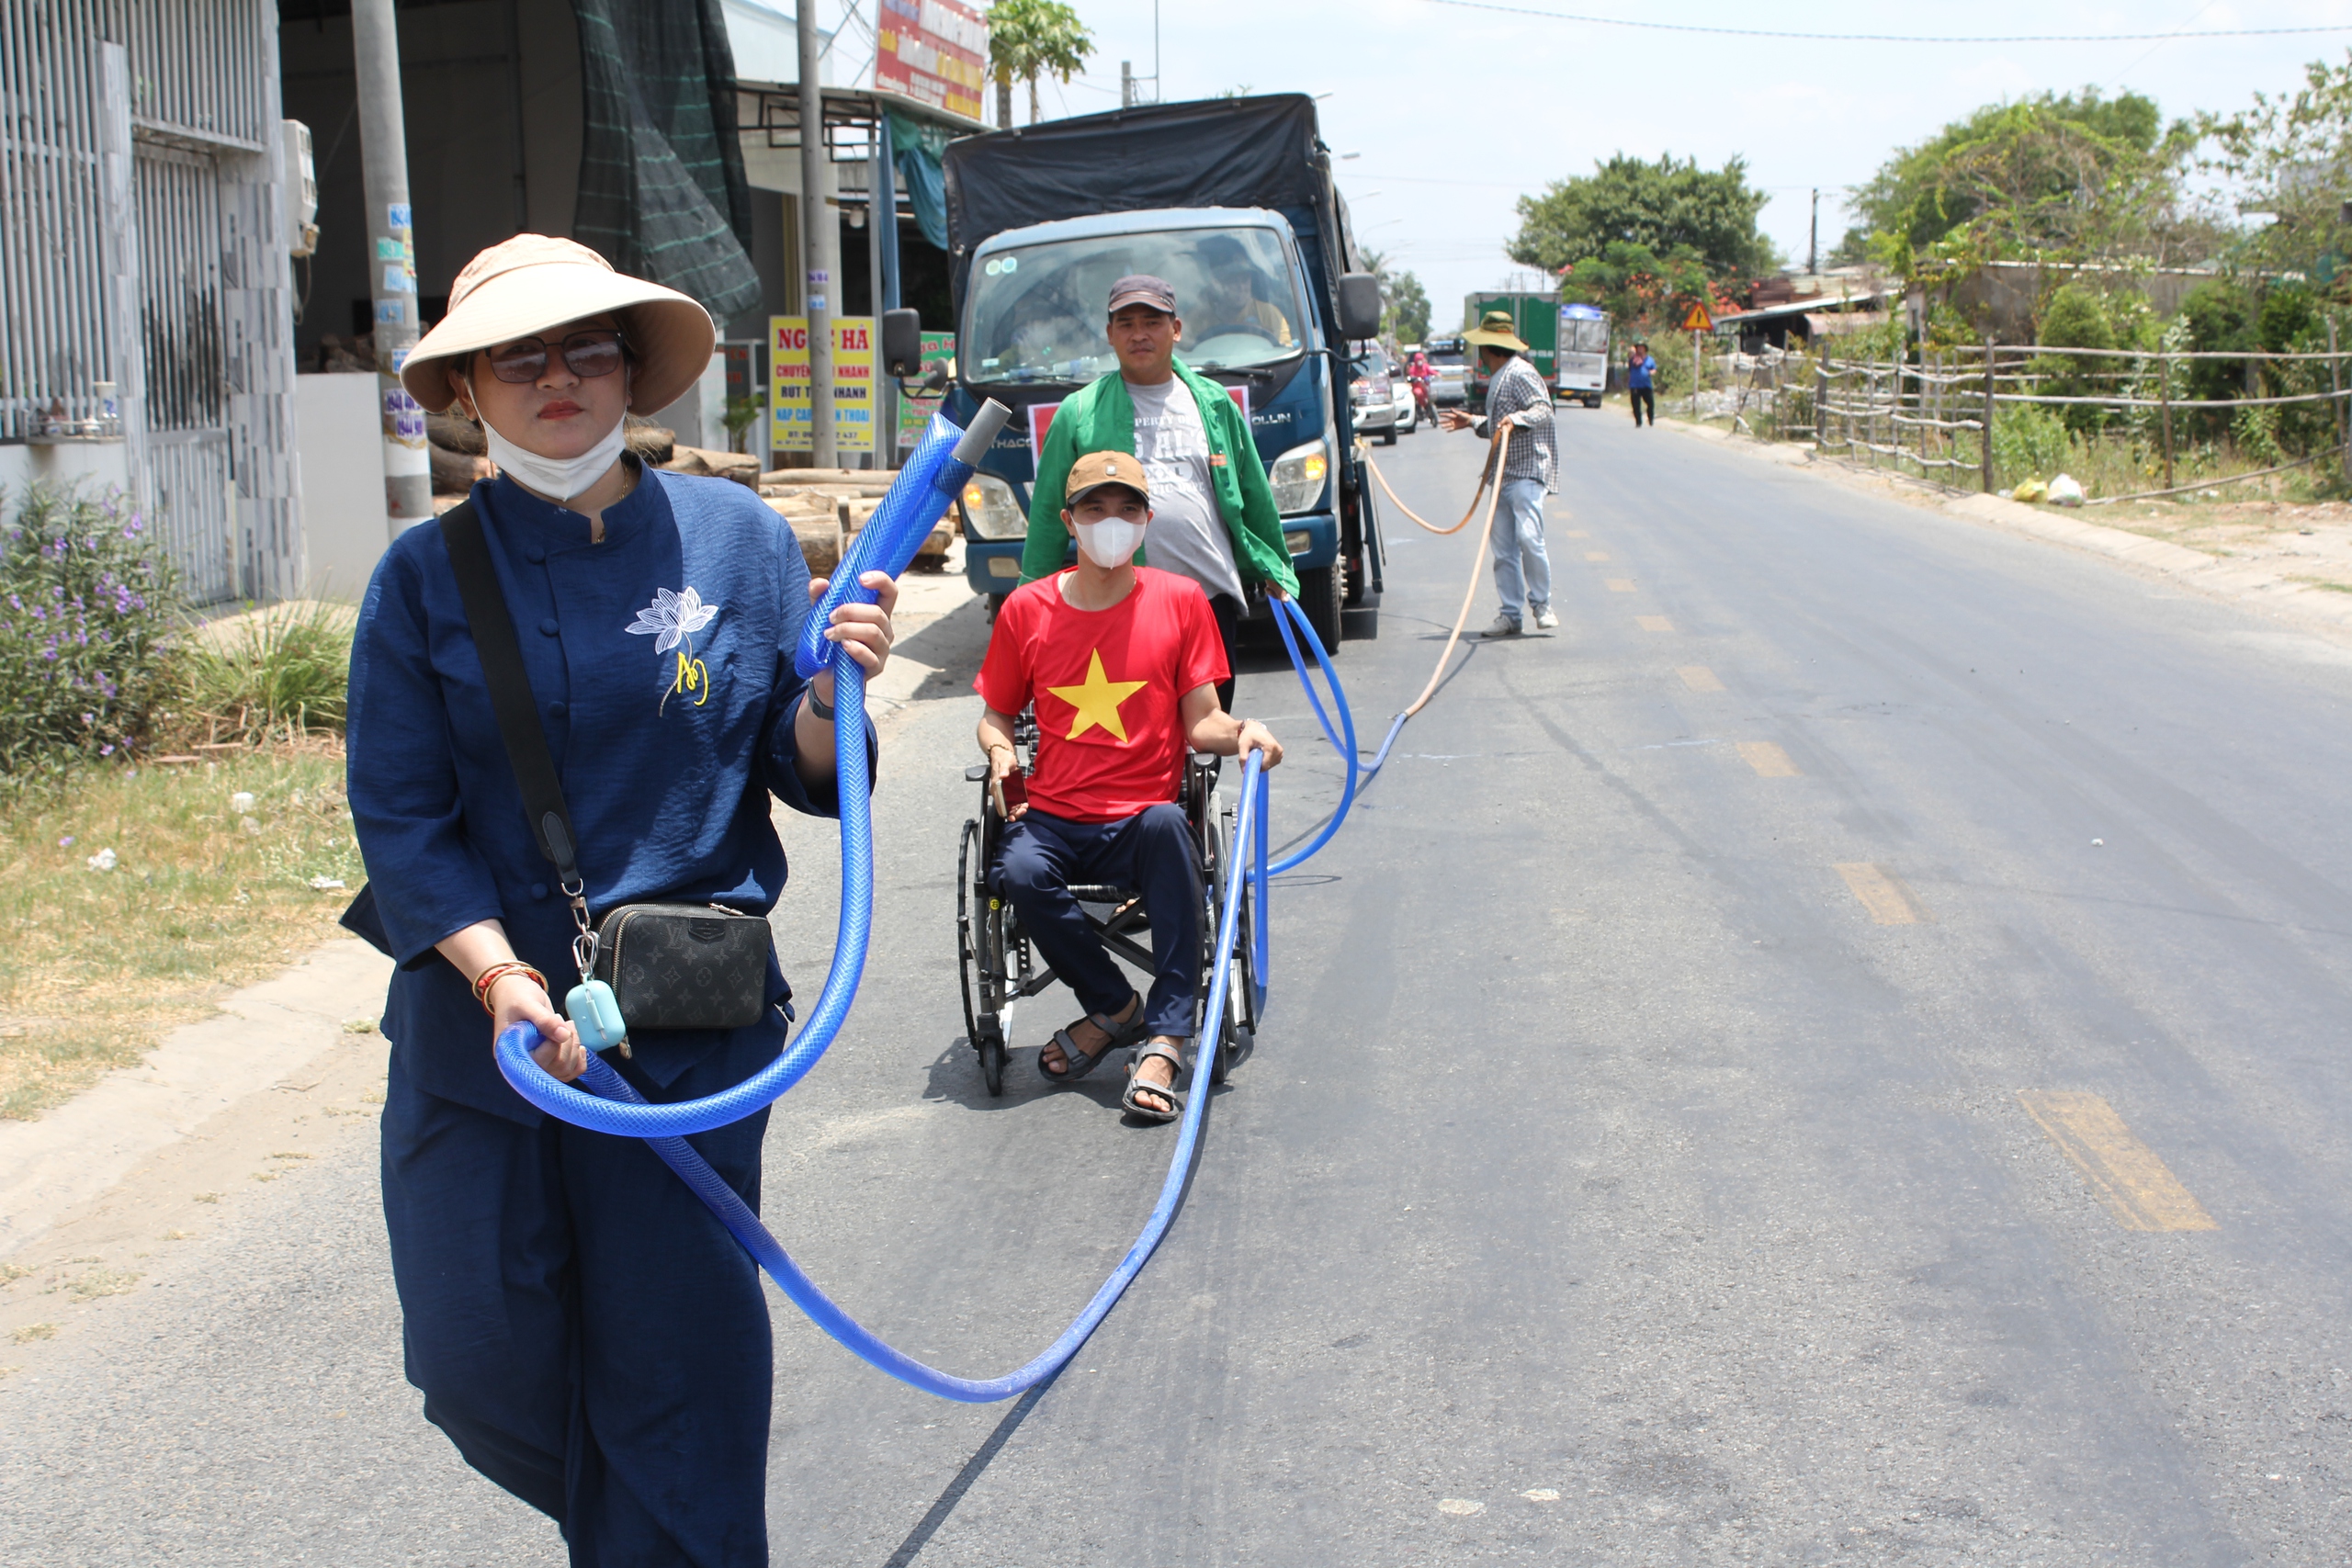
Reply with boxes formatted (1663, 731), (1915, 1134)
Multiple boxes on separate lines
(798, 0), (836, 468)
(351, 0), (430, 528)
(1122, 62), (1135, 107)
(1808, 188), (1818, 277)
(867, 121), (886, 470)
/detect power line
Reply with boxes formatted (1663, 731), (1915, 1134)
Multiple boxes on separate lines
(1421, 0), (2352, 43)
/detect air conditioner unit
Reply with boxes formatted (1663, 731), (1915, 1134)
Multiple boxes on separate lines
(282, 119), (319, 256)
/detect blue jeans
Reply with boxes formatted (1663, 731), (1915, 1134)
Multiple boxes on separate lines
(1493, 477), (1553, 625)
(995, 804), (1204, 1038)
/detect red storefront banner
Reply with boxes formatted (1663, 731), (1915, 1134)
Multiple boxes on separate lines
(875, 0), (988, 122)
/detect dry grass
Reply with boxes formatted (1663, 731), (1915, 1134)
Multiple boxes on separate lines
(0, 740), (363, 1119)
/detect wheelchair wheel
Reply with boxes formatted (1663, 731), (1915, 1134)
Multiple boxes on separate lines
(1217, 799), (1259, 1085)
(956, 819), (983, 1049)
(1198, 788), (1257, 1087)
(977, 1028), (1006, 1096)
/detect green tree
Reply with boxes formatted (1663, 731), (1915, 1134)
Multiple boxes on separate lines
(1837, 89), (2200, 269)
(1557, 239), (1713, 331)
(2201, 53), (2352, 279)
(1386, 270), (1430, 343)
(988, 0), (1094, 129)
(1509, 153), (1771, 283)
(2030, 281), (2124, 433)
(1359, 247), (1431, 343)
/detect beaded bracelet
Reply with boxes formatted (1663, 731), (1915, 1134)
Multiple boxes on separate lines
(472, 960), (548, 1016)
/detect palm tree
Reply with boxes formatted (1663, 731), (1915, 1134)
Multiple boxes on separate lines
(988, 0), (1094, 129)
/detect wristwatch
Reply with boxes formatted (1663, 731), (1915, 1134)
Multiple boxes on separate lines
(804, 682), (835, 722)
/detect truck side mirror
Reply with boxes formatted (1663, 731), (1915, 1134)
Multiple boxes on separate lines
(1337, 273), (1383, 342)
(882, 309), (924, 378)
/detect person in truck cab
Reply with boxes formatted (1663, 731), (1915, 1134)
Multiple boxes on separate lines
(1020, 273), (1299, 712)
(1189, 232), (1295, 349)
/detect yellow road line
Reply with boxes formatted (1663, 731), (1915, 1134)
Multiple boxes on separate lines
(1736, 741), (1800, 777)
(2017, 1091), (2218, 1232)
(1606, 578), (1637, 592)
(1833, 862), (1930, 924)
(1636, 615), (1675, 632)
(1585, 550), (1611, 561)
(1564, 528), (1589, 538)
(1677, 665), (1724, 693)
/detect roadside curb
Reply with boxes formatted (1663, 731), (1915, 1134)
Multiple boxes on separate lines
(0, 939), (392, 1260)
(1665, 420), (2352, 642)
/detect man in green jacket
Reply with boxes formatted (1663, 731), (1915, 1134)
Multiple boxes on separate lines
(1022, 273), (1297, 710)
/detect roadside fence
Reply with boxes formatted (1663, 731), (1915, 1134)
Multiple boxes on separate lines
(1811, 340), (2352, 505)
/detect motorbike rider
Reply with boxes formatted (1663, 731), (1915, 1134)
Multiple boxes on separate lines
(1406, 347), (1435, 426)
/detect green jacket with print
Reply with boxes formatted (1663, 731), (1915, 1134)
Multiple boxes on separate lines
(1018, 357), (1302, 596)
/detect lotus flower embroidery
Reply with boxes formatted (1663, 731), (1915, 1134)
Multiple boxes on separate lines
(625, 586), (719, 655)
(627, 587), (722, 716)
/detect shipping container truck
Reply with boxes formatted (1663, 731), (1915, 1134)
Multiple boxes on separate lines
(1462, 291), (1560, 411)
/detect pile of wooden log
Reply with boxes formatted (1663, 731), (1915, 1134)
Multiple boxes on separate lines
(418, 413), (949, 576)
(754, 468), (955, 577)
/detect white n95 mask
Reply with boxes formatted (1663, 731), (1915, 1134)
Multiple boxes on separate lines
(1073, 517), (1143, 569)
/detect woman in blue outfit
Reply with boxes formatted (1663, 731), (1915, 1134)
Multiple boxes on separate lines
(345, 235), (898, 1566)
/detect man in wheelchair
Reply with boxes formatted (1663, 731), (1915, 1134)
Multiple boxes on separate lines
(975, 451), (1283, 1122)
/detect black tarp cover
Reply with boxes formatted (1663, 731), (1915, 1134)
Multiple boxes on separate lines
(942, 95), (1350, 314)
(571, 0), (762, 320)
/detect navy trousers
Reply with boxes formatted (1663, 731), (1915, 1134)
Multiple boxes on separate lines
(996, 803), (1203, 1037)
(380, 1048), (773, 1567)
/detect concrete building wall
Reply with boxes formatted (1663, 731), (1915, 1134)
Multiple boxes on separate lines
(278, 0), (582, 359)
(293, 372), (390, 600)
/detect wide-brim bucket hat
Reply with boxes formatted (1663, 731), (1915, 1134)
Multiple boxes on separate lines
(400, 234), (715, 416)
(1463, 309), (1530, 354)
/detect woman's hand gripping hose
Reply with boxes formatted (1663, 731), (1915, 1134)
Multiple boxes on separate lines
(492, 752), (1270, 1402)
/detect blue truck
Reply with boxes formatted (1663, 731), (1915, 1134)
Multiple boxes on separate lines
(882, 94), (1385, 651)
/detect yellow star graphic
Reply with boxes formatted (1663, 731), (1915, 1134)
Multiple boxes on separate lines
(1047, 649), (1150, 743)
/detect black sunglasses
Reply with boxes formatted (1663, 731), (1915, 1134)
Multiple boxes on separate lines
(481, 328), (628, 384)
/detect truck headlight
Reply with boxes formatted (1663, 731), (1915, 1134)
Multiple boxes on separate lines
(959, 472), (1028, 540)
(1268, 439), (1329, 513)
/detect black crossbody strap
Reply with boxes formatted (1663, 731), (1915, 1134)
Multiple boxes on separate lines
(438, 502), (583, 885)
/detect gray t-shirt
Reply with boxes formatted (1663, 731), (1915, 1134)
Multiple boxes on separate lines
(1125, 377), (1245, 604)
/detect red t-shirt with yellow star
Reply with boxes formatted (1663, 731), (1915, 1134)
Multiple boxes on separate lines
(975, 567), (1230, 823)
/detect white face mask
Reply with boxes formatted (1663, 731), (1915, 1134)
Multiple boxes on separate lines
(466, 377), (628, 505)
(1073, 516), (1144, 570)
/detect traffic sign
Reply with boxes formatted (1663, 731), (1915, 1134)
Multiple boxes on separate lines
(1679, 301), (1713, 333)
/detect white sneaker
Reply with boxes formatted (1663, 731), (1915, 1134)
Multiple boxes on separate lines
(1532, 607), (1560, 630)
(1480, 614), (1523, 638)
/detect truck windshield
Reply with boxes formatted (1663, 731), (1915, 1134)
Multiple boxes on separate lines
(967, 227), (1305, 384)
(1564, 319), (1611, 354)
(1426, 338), (1466, 367)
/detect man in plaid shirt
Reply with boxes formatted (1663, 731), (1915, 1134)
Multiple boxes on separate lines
(1441, 310), (1558, 637)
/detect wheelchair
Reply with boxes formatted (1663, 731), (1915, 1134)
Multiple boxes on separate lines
(956, 709), (1258, 1098)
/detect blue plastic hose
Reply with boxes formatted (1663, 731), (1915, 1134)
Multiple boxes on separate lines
(499, 750), (1267, 1402)
(494, 404), (1006, 1141)
(1265, 598), (1357, 875)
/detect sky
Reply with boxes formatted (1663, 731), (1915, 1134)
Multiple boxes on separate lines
(817, 0), (2352, 323)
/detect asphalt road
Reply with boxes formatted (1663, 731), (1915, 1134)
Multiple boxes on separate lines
(8, 412), (2352, 1566)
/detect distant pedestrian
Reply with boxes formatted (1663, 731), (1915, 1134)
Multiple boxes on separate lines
(1439, 310), (1556, 637)
(1626, 340), (1657, 427)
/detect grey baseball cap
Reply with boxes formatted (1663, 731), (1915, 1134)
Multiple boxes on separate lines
(1106, 274), (1177, 316)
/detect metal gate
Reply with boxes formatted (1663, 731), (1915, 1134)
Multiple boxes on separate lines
(133, 139), (237, 603)
(0, 0), (293, 605)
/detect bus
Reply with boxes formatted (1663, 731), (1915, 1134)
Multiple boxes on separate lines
(1556, 303), (1611, 407)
